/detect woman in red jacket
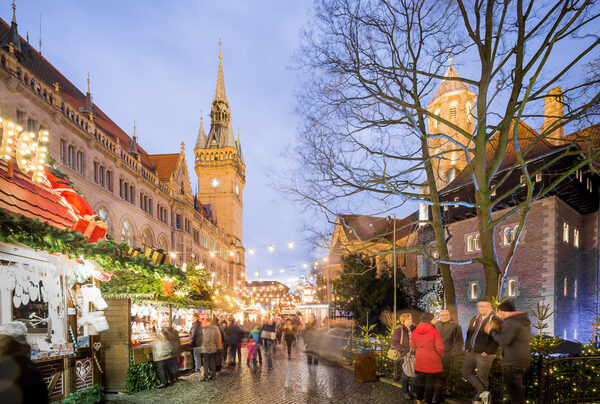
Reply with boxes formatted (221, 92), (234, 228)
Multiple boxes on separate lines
(410, 312), (444, 404)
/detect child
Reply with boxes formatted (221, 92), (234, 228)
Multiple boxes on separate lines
(246, 338), (258, 370)
(248, 328), (262, 366)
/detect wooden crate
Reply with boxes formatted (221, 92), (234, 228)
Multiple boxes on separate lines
(353, 352), (377, 383)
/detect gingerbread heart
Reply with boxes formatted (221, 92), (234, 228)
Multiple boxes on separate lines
(93, 342), (101, 351)
(75, 358), (92, 382)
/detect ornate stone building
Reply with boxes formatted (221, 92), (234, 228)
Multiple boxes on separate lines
(0, 9), (245, 287)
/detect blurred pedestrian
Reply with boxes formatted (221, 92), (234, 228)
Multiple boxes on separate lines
(282, 318), (296, 359)
(484, 300), (531, 404)
(201, 317), (223, 381)
(260, 317), (276, 370)
(434, 309), (463, 402)
(226, 319), (242, 365)
(246, 338), (258, 370)
(411, 312), (444, 404)
(302, 314), (319, 366)
(462, 299), (499, 402)
(217, 319), (227, 371)
(391, 313), (417, 399)
(0, 322), (49, 403)
(189, 314), (203, 373)
(151, 328), (172, 388)
(163, 326), (181, 383)
(248, 326), (263, 366)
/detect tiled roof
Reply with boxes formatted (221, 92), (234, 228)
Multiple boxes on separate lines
(0, 161), (77, 229)
(338, 211), (419, 243)
(147, 154), (179, 181)
(441, 121), (558, 193)
(0, 18), (154, 170)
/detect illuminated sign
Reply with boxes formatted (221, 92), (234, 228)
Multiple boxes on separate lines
(0, 118), (49, 183)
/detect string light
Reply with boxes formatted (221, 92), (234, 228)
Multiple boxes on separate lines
(248, 248), (255, 255)
(287, 241), (295, 249)
(268, 245), (275, 253)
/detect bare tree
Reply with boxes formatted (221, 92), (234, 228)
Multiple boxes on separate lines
(290, 0), (600, 316)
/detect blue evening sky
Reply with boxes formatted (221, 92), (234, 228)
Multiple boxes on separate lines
(10, 0), (336, 286)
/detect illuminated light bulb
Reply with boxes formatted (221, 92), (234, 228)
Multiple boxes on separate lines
(229, 250), (234, 257)
(169, 251), (177, 259)
(22, 134), (28, 141)
(16, 126), (22, 131)
(5, 147), (11, 153)
(287, 241), (295, 249)
(210, 252), (215, 258)
(43, 130), (49, 136)
(248, 248), (255, 255)
(280, 268), (285, 274)
(36, 177), (42, 183)
(268, 245), (274, 253)
(6, 138), (12, 144)
(8, 122), (14, 128)
(41, 146), (47, 152)
(4, 155), (10, 160)
(20, 160), (26, 165)
(39, 153), (46, 158)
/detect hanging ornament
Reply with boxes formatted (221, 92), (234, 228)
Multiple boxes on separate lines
(93, 353), (103, 373)
(13, 294), (21, 308)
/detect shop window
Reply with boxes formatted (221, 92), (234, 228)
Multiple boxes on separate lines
(12, 283), (48, 333)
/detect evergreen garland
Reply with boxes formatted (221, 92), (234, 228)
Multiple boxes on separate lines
(0, 209), (212, 308)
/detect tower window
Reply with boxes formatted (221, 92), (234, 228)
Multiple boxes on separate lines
(574, 229), (580, 248)
(434, 109), (441, 128)
(469, 282), (478, 300)
(563, 222), (569, 243)
(563, 277), (568, 297)
(467, 236), (474, 252)
(449, 105), (457, 121)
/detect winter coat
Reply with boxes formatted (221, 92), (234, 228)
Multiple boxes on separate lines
(226, 323), (242, 345)
(151, 334), (172, 362)
(0, 335), (49, 404)
(490, 312), (531, 369)
(465, 314), (500, 355)
(249, 329), (261, 344)
(391, 325), (411, 356)
(436, 321), (464, 357)
(163, 327), (181, 357)
(247, 342), (257, 359)
(410, 322), (444, 373)
(189, 320), (203, 348)
(201, 324), (223, 354)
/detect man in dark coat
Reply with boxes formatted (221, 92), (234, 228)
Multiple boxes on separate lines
(461, 299), (499, 400)
(485, 300), (531, 404)
(189, 314), (203, 372)
(434, 309), (463, 402)
(226, 319), (242, 365)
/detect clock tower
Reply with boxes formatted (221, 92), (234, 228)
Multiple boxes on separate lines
(194, 45), (245, 249)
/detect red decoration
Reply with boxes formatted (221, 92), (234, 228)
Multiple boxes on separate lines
(42, 167), (94, 218)
(93, 271), (113, 282)
(73, 215), (108, 243)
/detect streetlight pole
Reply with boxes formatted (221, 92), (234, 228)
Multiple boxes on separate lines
(393, 213), (397, 331)
(325, 258), (330, 326)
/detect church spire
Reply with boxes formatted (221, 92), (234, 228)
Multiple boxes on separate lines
(3, 1), (22, 53)
(215, 38), (227, 102)
(195, 115), (207, 149)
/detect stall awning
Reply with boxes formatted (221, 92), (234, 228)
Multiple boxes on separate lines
(0, 161), (77, 229)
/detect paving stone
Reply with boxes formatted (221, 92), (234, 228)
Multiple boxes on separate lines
(105, 342), (405, 403)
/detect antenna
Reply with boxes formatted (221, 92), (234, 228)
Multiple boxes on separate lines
(39, 14), (42, 54)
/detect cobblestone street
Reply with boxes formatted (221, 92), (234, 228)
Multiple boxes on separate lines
(106, 343), (405, 404)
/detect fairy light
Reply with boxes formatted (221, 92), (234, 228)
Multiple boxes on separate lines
(268, 245), (275, 253)
(169, 251), (177, 259)
(287, 241), (295, 249)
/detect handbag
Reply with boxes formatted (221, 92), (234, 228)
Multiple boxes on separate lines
(260, 330), (277, 340)
(402, 351), (416, 378)
(387, 327), (404, 361)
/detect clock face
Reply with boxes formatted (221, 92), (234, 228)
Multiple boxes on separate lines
(210, 178), (221, 189)
(235, 184), (239, 195)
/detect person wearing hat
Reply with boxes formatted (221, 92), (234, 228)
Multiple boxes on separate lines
(0, 321), (49, 403)
(484, 300), (531, 404)
(410, 312), (444, 404)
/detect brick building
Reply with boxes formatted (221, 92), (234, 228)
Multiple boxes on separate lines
(0, 8), (245, 287)
(327, 61), (600, 342)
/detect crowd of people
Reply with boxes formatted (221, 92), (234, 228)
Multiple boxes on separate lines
(391, 299), (531, 404)
(153, 314), (305, 387)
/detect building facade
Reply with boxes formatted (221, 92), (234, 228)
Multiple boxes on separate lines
(0, 11), (244, 288)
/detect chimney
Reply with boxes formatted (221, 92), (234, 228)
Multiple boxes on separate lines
(541, 87), (565, 145)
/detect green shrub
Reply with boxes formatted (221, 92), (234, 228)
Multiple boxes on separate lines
(125, 361), (161, 394)
(60, 384), (103, 404)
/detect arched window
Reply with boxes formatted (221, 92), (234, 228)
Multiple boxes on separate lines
(142, 228), (153, 250)
(67, 146), (74, 168)
(158, 236), (169, 252)
(97, 207), (111, 232)
(469, 282), (478, 300)
(466, 103), (472, 123)
(503, 227), (513, 246)
(474, 234), (481, 251)
(434, 109), (441, 128)
(467, 236), (474, 252)
(121, 219), (133, 247)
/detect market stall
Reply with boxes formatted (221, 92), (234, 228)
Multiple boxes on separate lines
(0, 243), (110, 401)
(100, 297), (208, 393)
